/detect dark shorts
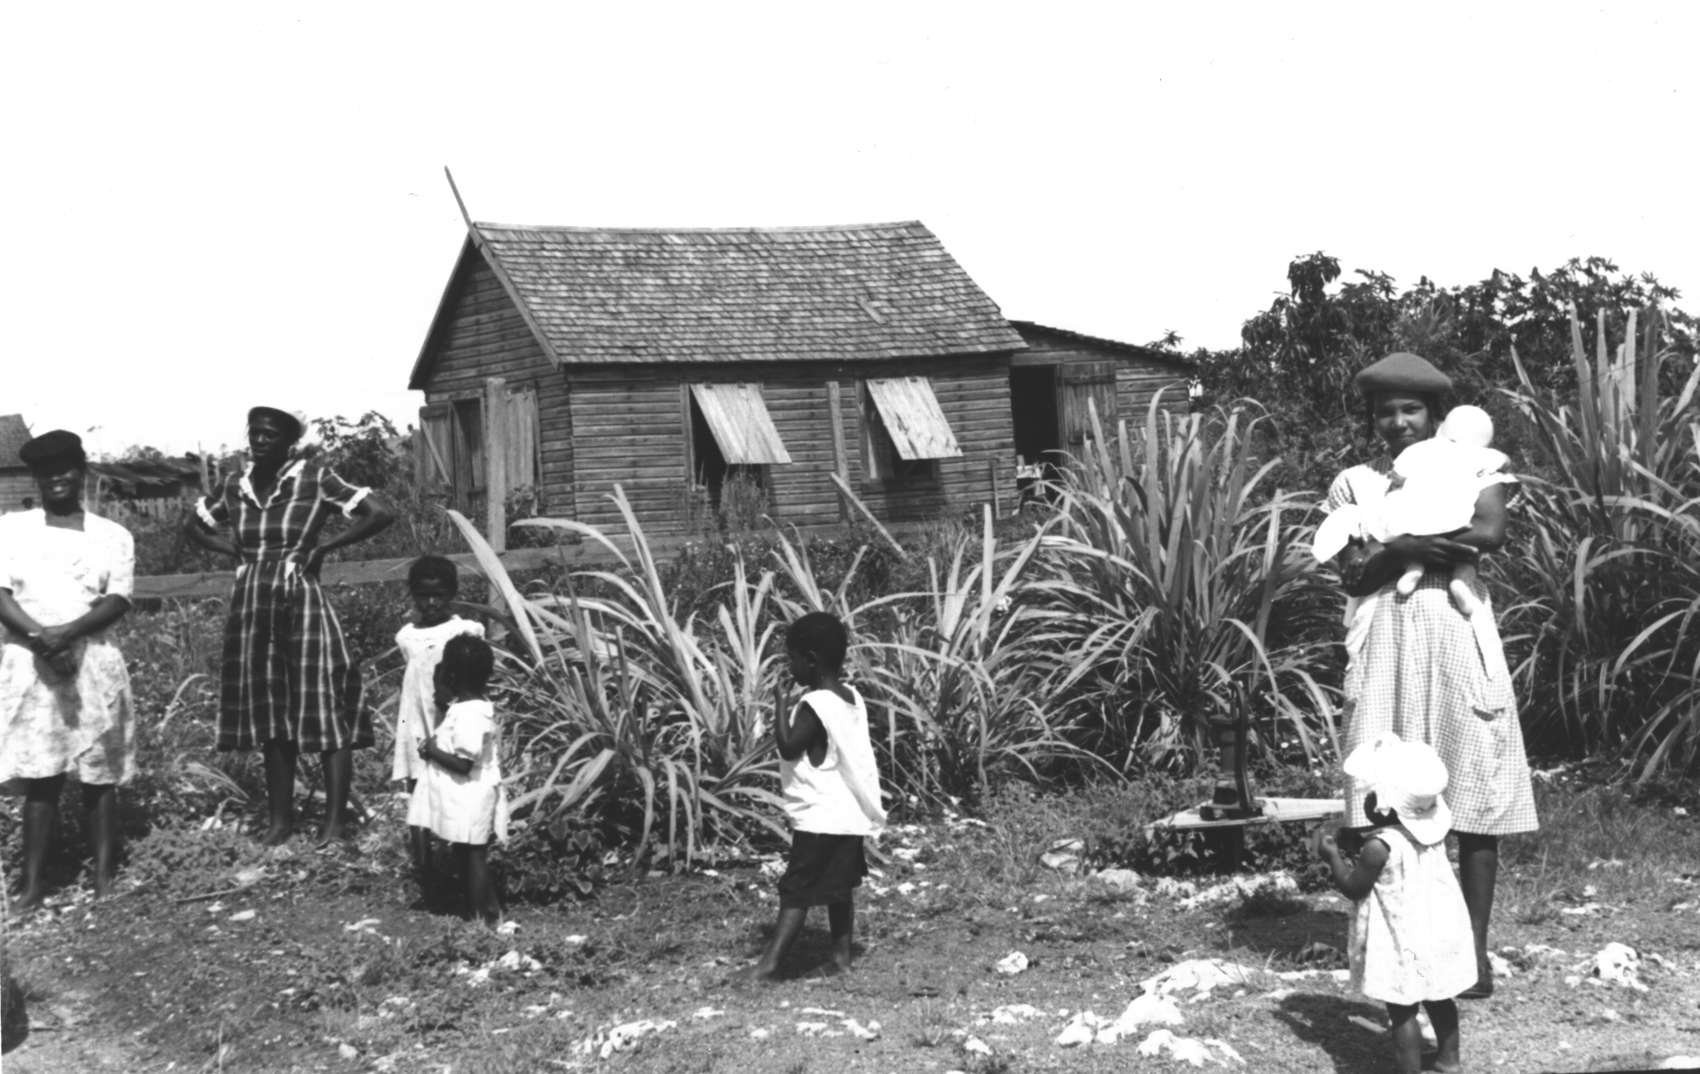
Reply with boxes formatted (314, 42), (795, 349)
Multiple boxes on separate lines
(777, 831), (866, 910)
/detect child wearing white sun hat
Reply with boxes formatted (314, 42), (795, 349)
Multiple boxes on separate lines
(1315, 733), (1477, 1074)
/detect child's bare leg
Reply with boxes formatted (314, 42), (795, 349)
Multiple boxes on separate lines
(730, 907), (808, 984)
(261, 740), (297, 845)
(14, 776), (66, 911)
(462, 843), (501, 925)
(1423, 1000), (1461, 1072)
(80, 783), (118, 899)
(826, 900), (854, 974)
(1387, 1003), (1423, 1074)
(317, 746), (353, 844)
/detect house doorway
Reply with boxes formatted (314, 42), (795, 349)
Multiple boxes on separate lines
(1009, 365), (1063, 500)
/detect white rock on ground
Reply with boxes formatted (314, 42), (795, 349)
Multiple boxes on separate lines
(995, 952), (1029, 975)
(1093, 868), (1142, 892)
(1656, 1056), (1700, 1069)
(1141, 959), (1260, 998)
(1591, 943), (1649, 992)
(1137, 1029), (1245, 1067)
(1177, 873), (1299, 912)
(1039, 838), (1084, 874)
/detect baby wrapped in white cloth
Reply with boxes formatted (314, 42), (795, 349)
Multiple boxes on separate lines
(1315, 405), (1506, 619)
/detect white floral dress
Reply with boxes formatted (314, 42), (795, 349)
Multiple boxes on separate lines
(406, 699), (508, 845)
(0, 510), (136, 788)
(1349, 823), (1478, 1005)
(390, 617), (484, 783)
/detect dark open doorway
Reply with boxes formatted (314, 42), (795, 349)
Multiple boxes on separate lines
(1010, 365), (1063, 500)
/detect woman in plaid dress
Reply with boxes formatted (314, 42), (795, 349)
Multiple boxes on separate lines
(1329, 353), (1537, 1001)
(186, 408), (394, 846)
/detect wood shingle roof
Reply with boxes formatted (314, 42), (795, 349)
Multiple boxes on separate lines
(419, 220), (1026, 378)
(0, 414), (32, 468)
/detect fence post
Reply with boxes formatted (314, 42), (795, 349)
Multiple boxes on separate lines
(484, 377), (508, 553)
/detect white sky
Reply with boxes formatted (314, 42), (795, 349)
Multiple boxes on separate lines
(4, 2), (1695, 458)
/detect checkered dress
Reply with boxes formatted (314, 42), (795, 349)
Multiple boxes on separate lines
(199, 458), (373, 753)
(1328, 462), (1539, 835)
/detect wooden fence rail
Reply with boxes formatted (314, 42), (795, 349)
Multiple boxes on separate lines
(130, 518), (932, 601)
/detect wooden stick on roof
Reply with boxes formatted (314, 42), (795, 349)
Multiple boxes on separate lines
(444, 166), (475, 231)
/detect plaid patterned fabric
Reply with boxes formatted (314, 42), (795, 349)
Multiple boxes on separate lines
(200, 458), (372, 753)
(1328, 463), (1539, 835)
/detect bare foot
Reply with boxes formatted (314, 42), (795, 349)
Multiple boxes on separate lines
(726, 964), (781, 987)
(11, 888), (47, 915)
(261, 823), (293, 847)
(819, 957), (853, 977)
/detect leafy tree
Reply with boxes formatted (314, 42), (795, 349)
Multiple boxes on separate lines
(1196, 253), (1696, 497)
(309, 412), (405, 490)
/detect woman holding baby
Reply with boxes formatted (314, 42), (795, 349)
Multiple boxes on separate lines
(1326, 352), (1537, 1000)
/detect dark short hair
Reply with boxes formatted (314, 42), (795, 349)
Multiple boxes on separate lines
(785, 611), (849, 672)
(441, 634), (495, 692)
(407, 555), (459, 593)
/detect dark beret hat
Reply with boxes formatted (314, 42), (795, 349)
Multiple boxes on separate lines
(247, 406), (306, 439)
(18, 429), (86, 469)
(1355, 352), (1452, 396)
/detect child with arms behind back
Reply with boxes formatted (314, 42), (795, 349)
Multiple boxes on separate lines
(732, 611), (886, 984)
(409, 633), (507, 925)
(393, 556), (484, 890)
(1314, 733), (1476, 1074)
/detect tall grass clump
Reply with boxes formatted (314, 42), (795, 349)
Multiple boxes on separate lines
(1497, 304), (1700, 781)
(447, 493), (785, 873)
(770, 508), (1104, 806)
(1019, 395), (1340, 773)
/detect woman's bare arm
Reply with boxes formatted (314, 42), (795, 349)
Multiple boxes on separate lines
(1338, 483), (1507, 597)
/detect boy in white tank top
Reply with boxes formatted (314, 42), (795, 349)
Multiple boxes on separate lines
(731, 612), (887, 984)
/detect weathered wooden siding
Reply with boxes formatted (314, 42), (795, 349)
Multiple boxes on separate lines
(563, 354), (1016, 533)
(564, 371), (689, 531)
(1010, 327), (1190, 442)
(0, 471), (34, 512)
(417, 253), (572, 516)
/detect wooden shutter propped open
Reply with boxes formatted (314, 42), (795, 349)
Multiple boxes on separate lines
(417, 404), (454, 489)
(865, 377), (962, 460)
(689, 384), (792, 465)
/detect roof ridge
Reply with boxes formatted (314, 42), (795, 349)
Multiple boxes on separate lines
(473, 220), (926, 236)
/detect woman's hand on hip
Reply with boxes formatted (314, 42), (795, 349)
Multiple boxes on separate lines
(1384, 533), (1478, 567)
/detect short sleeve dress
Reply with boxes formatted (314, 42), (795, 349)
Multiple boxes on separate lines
(391, 617), (485, 783)
(0, 510), (137, 788)
(1326, 458), (1538, 835)
(406, 699), (508, 845)
(1348, 823), (1478, 1005)
(199, 457), (373, 753)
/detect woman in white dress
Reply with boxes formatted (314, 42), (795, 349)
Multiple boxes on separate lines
(0, 431), (137, 910)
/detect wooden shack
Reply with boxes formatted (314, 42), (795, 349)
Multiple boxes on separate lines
(1006, 321), (1193, 470)
(408, 220), (1029, 545)
(86, 456), (208, 521)
(0, 414), (34, 513)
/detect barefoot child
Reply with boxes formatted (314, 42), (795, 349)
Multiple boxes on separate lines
(408, 634), (507, 924)
(1314, 733), (1476, 1074)
(392, 556), (484, 887)
(734, 612), (886, 983)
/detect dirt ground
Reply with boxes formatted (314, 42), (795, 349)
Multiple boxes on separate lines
(4, 804), (1699, 1074)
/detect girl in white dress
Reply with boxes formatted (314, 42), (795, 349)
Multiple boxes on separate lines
(1314, 733), (1476, 1074)
(0, 431), (136, 909)
(392, 556), (484, 886)
(407, 633), (506, 924)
